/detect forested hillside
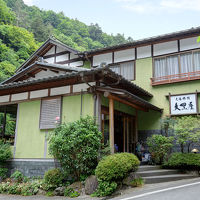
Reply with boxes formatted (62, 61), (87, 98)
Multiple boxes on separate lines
(0, 0), (133, 82)
(4, 0), (133, 50)
(0, 0), (38, 82)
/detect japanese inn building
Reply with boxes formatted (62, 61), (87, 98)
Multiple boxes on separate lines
(1, 27), (200, 176)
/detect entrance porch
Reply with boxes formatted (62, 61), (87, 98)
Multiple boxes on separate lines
(93, 86), (162, 154)
(102, 106), (137, 153)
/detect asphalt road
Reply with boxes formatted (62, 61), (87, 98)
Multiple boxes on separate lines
(111, 178), (200, 200)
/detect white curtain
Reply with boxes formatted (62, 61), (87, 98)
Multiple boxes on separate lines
(180, 53), (193, 73)
(154, 58), (167, 78)
(110, 65), (120, 75)
(193, 51), (200, 71)
(120, 61), (134, 80)
(166, 55), (179, 76)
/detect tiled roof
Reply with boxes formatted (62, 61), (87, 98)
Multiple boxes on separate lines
(2, 62), (89, 85)
(83, 26), (200, 55)
(0, 67), (153, 98)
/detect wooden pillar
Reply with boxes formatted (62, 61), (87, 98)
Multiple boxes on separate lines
(135, 109), (138, 143)
(123, 117), (126, 152)
(109, 98), (115, 154)
(97, 94), (102, 132)
(2, 106), (7, 137)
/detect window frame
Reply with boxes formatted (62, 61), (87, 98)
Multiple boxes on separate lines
(152, 49), (200, 85)
(39, 96), (62, 130)
(109, 60), (136, 81)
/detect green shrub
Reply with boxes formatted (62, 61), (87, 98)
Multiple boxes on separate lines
(10, 170), (24, 183)
(147, 135), (174, 164)
(46, 191), (54, 196)
(91, 180), (117, 197)
(49, 116), (102, 180)
(163, 153), (200, 170)
(0, 181), (41, 196)
(130, 177), (144, 187)
(44, 168), (63, 190)
(173, 116), (200, 153)
(0, 141), (12, 163)
(95, 153), (140, 182)
(0, 168), (8, 180)
(64, 188), (80, 198)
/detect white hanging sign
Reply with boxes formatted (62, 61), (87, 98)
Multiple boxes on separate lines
(170, 94), (198, 115)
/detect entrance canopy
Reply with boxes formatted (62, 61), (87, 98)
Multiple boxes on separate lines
(92, 86), (162, 113)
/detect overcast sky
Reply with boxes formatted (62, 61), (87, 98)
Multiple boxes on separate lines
(23, 0), (200, 40)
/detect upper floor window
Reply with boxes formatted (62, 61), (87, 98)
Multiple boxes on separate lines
(110, 61), (135, 81)
(152, 50), (200, 85)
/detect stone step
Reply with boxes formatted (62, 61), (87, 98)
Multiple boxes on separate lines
(138, 165), (161, 172)
(143, 174), (197, 184)
(137, 169), (179, 177)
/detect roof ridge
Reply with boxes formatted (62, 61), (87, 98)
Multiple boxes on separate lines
(83, 26), (200, 54)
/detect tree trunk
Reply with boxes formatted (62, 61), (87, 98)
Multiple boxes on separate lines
(187, 143), (191, 153)
(181, 144), (184, 153)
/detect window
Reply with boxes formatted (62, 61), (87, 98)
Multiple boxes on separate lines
(110, 61), (135, 81)
(40, 97), (61, 129)
(153, 50), (200, 84)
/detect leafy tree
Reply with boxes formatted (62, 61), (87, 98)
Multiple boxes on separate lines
(0, 140), (12, 163)
(4, 0), (132, 50)
(88, 23), (103, 41)
(0, 24), (38, 56)
(30, 15), (51, 42)
(0, 0), (15, 25)
(0, 61), (15, 82)
(174, 116), (200, 153)
(147, 134), (174, 164)
(48, 116), (102, 181)
(160, 116), (175, 137)
(43, 10), (61, 28)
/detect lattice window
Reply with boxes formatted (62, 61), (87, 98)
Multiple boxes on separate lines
(40, 97), (61, 129)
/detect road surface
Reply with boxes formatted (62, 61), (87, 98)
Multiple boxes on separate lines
(112, 178), (200, 200)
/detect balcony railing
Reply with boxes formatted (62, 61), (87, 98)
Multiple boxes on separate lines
(151, 71), (200, 85)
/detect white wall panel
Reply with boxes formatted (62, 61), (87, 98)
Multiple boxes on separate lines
(50, 86), (70, 96)
(153, 41), (178, 56)
(69, 61), (83, 67)
(44, 46), (55, 56)
(28, 70), (64, 81)
(93, 53), (112, 66)
(0, 95), (10, 103)
(56, 46), (66, 53)
(137, 45), (151, 59)
(11, 92), (28, 101)
(180, 36), (200, 51)
(44, 57), (55, 63)
(30, 89), (48, 99)
(70, 53), (79, 59)
(73, 82), (95, 93)
(56, 54), (69, 62)
(114, 48), (135, 63)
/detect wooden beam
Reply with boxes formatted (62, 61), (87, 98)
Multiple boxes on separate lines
(56, 57), (83, 64)
(50, 69), (59, 73)
(26, 73), (35, 78)
(109, 98), (115, 154)
(43, 50), (69, 59)
(104, 92), (148, 112)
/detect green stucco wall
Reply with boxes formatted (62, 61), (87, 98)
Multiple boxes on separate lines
(62, 94), (94, 123)
(101, 96), (136, 116)
(15, 94), (94, 159)
(15, 100), (46, 158)
(134, 57), (200, 130)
